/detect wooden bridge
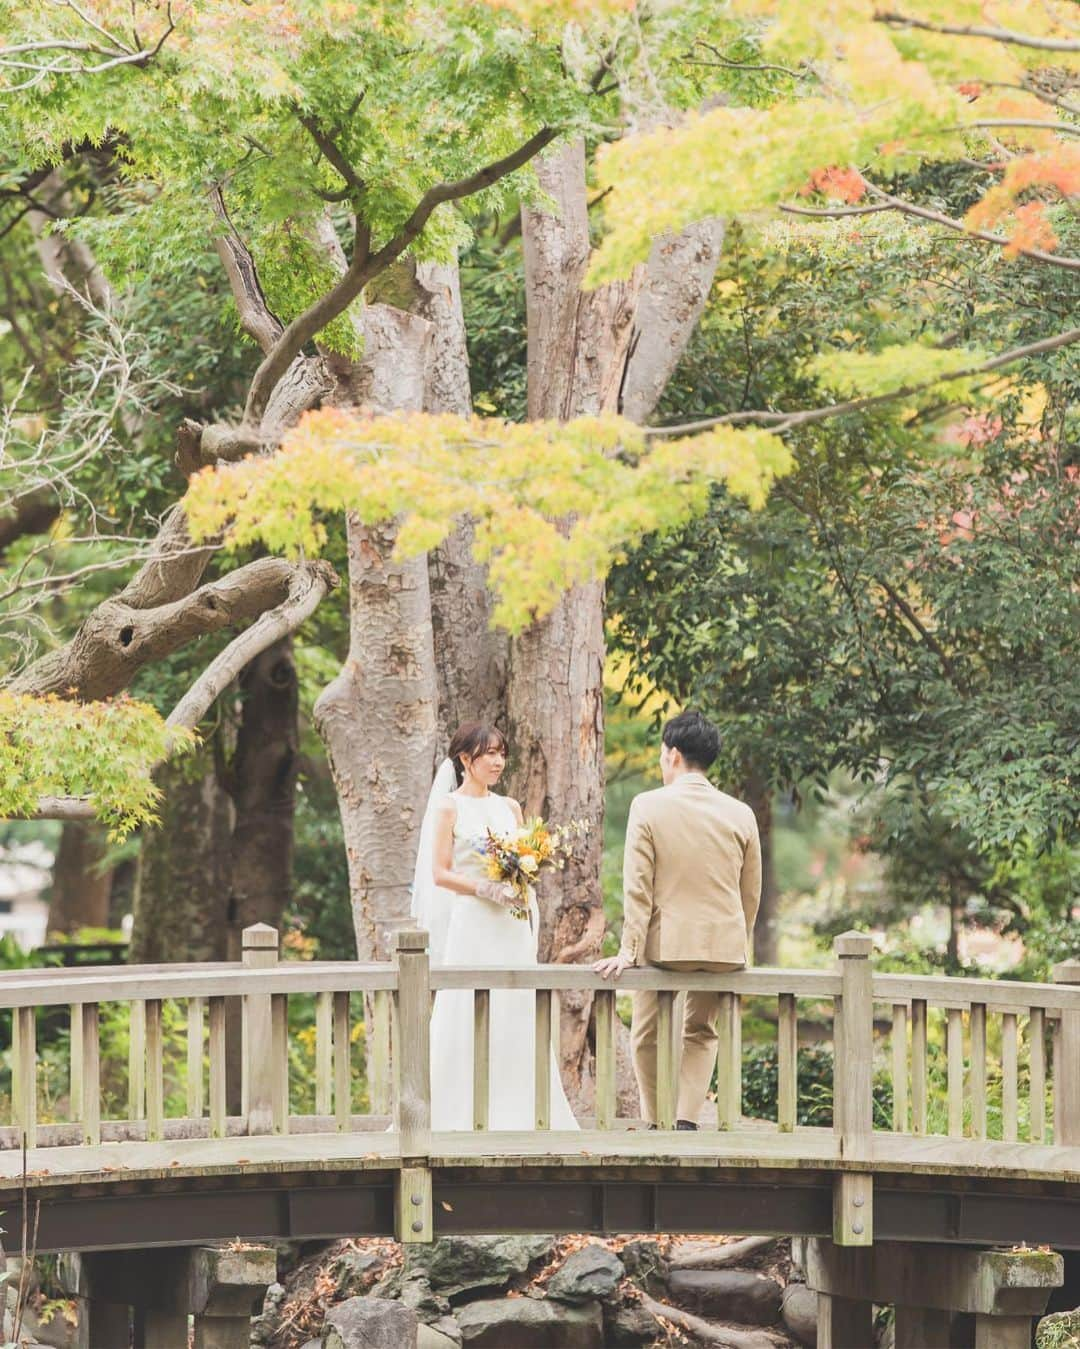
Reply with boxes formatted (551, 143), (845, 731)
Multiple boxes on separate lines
(1, 928), (1077, 1346)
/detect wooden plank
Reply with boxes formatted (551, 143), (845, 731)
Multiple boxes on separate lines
(271, 993), (289, 1135)
(396, 1165), (433, 1243)
(473, 989), (490, 1131)
(891, 1003), (908, 1134)
(208, 996), (226, 1139)
(430, 967), (844, 997)
(655, 990), (675, 1130)
(1002, 1011), (1019, 1144)
(911, 999), (928, 1136)
(1029, 1006), (1046, 1144)
(78, 1003), (100, 1146)
(777, 994), (797, 1133)
(370, 990), (391, 1117)
(393, 933), (431, 1156)
(969, 1003), (987, 1140)
(315, 991), (332, 1118)
(873, 972), (1080, 1013)
(594, 989), (616, 1132)
(716, 992), (741, 1129)
(333, 991), (350, 1131)
(186, 998), (204, 1121)
(128, 998), (146, 1122)
(145, 999), (164, 1142)
(832, 1170), (873, 1246)
(534, 989), (552, 1130)
(69, 1002), (83, 1125)
(947, 1007), (964, 1138)
(12, 1005), (36, 1148)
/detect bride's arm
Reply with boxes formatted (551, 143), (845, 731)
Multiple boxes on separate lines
(432, 800), (512, 902)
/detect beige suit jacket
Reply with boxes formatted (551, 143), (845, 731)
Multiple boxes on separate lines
(618, 772), (762, 969)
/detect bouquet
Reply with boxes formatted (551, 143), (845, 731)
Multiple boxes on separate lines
(480, 817), (590, 922)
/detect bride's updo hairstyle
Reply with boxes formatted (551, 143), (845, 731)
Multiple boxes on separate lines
(448, 722), (509, 787)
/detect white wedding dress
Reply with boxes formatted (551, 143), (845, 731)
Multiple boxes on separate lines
(427, 790), (579, 1131)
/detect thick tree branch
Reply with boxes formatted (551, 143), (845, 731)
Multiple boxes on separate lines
(874, 10), (1080, 52)
(243, 125), (557, 425)
(648, 326), (1080, 437)
(209, 185), (284, 354)
(297, 111), (366, 202)
(29, 559), (338, 823)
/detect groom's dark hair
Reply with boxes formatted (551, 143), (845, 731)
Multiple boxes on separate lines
(662, 710), (721, 771)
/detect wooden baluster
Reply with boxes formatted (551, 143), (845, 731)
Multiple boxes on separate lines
(271, 993), (289, 1135)
(370, 990), (392, 1117)
(655, 990), (676, 1130)
(1002, 1011), (1019, 1143)
(946, 1008), (964, 1138)
(891, 1003), (908, 1134)
(534, 989), (552, 1130)
(145, 999), (164, 1142)
(208, 996), (227, 1139)
(911, 999), (928, 1136)
(78, 1003), (101, 1146)
(187, 997), (204, 1121)
(969, 1003), (987, 1140)
(315, 991), (332, 1118)
(473, 989), (490, 1131)
(1052, 961), (1080, 1146)
(594, 988), (616, 1132)
(333, 991), (350, 1131)
(777, 993), (797, 1133)
(69, 1002), (83, 1125)
(1028, 1006), (1046, 1144)
(715, 992), (741, 1130)
(128, 999), (146, 1122)
(1052, 1014), (1062, 1145)
(12, 1005), (36, 1148)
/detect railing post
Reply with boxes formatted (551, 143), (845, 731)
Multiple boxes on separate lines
(394, 929), (432, 1243)
(1052, 959), (1080, 1146)
(833, 932), (874, 1246)
(241, 923), (278, 1135)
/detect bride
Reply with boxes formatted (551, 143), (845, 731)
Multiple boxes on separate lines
(411, 721), (578, 1131)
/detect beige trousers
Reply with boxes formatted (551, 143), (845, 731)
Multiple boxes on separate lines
(630, 960), (744, 1125)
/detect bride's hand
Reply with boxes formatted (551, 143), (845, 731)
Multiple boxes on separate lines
(475, 879), (517, 907)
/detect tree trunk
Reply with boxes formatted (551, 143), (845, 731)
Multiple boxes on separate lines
(130, 754), (234, 963)
(743, 771), (780, 967)
(415, 259), (508, 747)
(224, 637), (300, 960)
(314, 305), (440, 961)
(46, 822), (114, 937)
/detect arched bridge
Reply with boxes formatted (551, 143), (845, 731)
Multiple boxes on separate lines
(1, 929), (1077, 1346)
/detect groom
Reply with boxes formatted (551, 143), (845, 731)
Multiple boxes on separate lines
(594, 710), (761, 1129)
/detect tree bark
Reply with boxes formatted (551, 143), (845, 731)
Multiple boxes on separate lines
(130, 753), (234, 964)
(743, 771), (780, 967)
(224, 637), (300, 960)
(314, 304), (440, 960)
(46, 822), (113, 936)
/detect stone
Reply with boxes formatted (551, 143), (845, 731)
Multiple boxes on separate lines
(619, 1240), (669, 1297)
(322, 1296), (418, 1349)
(456, 1296), (603, 1348)
(418, 1321), (461, 1349)
(547, 1245), (624, 1303)
(666, 1269), (784, 1325)
(782, 1282), (818, 1347)
(328, 1246), (388, 1296)
(1038, 1309), (1080, 1348)
(405, 1236), (555, 1298)
(399, 1271), (452, 1322)
(604, 1301), (663, 1347)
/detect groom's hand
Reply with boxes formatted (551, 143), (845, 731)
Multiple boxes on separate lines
(593, 953), (633, 980)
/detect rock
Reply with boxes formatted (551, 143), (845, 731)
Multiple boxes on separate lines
(666, 1269), (783, 1325)
(399, 1271), (452, 1322)
(1038, 1309), (1080, 1348)
(782, 1282), (818, 1347)
(405, 1236), (555, 1298)
(322, 1296), (418, 1349)
(300, 1341), (321, 1349)
(457, 1296), (603, 1348)
(328, 1244), (389, 1296)
(418, 1321), (462, 1349)
(619, 1240), (669, 1297)
(547, 1245), (624, 1303)
(604, 1301), (663, 1347)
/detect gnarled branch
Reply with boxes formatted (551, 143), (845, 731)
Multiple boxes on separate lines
(873, 10), (1080, 52)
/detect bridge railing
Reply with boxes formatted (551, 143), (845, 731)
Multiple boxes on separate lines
(1, 925), (1078, 1159)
